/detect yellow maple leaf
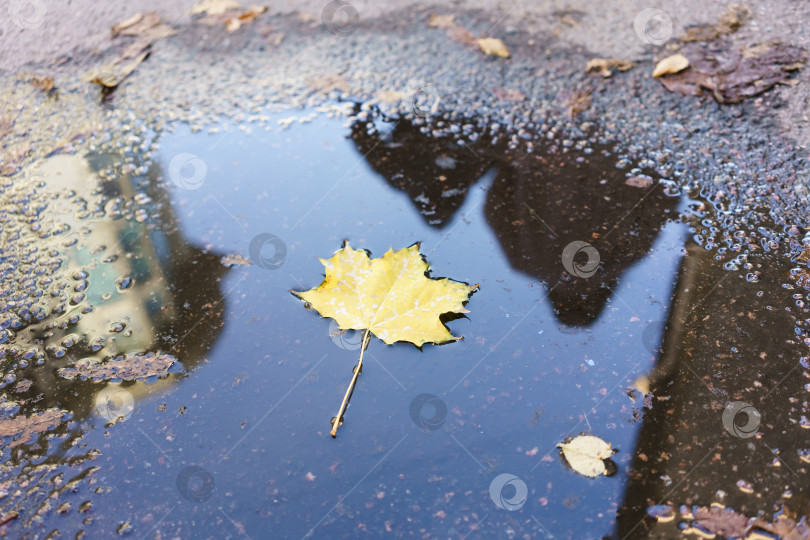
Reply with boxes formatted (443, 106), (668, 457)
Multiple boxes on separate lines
(557, 435), (615, 477)
(293, 243), (477, 347)
(293, 243), (477, 437)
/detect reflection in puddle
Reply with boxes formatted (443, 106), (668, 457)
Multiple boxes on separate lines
(1, 108), (805, 538)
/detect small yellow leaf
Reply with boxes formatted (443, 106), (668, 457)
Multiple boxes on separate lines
(191, 0), (241, 16)
(292, 243), (477, 346)
(557, 435), (614, 477)
(428, 13), (456, 29)
(653, 53), (690, 78)
(478, 38), (510, 58)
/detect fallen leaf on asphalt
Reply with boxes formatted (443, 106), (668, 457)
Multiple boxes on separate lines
(221, 253), (252, 267)
(565, 87), (592, 118)
(680, 3), (749, 43)
(111, 11), (176, 41)
(85, 50), (150, 88)
(111, 13), (143, 35)
(652, 53), (690, 78)
(478, 37), (510, 58)
(30, 76), (55, 93)
(427, 14), (478, 46)
(225, 5), (267, 32)
(191, 0), (241, 15)
(447, 25), (478, 46)
(586, 58), (634, 78)
(557, 435), (615, 477)
(428, 13), (456, 29)
(0, 408), (67, 448)
(657, 40), (807, 103)
(58, 353), (177, 381)
(554, 9), (584, 27)
(89, 12), (174, 92)
(195, 4), (267, 31)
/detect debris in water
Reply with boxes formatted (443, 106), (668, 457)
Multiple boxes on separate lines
(57, 353), (178, 381)
(0, 408), (68, 448)
(221, 253), (252, 267)
(625, 176), (654, 189)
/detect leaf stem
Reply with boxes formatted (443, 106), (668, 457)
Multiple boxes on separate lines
(330, 329), (370, 438)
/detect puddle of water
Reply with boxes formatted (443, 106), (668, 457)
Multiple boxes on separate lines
(1, 106), (806, 539)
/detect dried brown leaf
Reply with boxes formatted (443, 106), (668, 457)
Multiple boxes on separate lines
(693, 506), (751, 537)
(658, 40), (807, 103)
(428, 14), (479, 47)
(751, 516), (810, 540)
(111, 13), (144, 35)
(224, 5), (267, 32)
(58, 353), (177, 381)
(111, 11), (176, 41)
(566, 88), (592, 118)
(30, 76), (55, 92)
(681, 3), (750, 42)
(586, 58), (634, 78)
(86, 51), (150, 88)
(446, 25), (477, 46)
(191, 0), (241, 16)
(0, 408), (67, 448)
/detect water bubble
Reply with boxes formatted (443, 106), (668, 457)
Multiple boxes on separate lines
(646, 505), (675, 522)
(736, 479), (754, 494)
(110, 322), (126, 333)
(116, 276), (133, 291)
